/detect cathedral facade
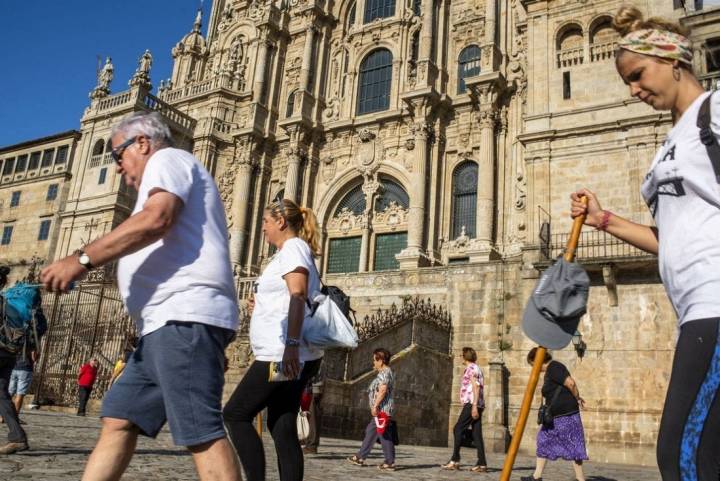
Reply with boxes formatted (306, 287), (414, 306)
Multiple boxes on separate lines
(3, 0), (720, 465)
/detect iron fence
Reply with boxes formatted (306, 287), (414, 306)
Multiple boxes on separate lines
(32, 279), (133, 407)
(540, 229), (654, 262)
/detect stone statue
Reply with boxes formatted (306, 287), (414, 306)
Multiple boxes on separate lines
(98, 57), (114, 90)
(90, 56), (114, 99)
(129, 49), (153, 88)
(139, 49), (153, 75)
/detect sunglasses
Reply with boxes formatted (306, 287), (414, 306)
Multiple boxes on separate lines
(110, 137), (138, 164)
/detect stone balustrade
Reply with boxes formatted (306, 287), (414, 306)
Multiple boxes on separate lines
(556, 46), (584, 68)
(590, 41), (617, 62)
(700, 70), (720, 91)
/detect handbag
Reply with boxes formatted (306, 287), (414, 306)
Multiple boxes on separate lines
(297, 410), (310, 442)
(537, 384), (563, 429)
(302, 265), (359, 349)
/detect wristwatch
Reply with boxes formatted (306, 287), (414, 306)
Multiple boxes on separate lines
(75, 249), (95, 270)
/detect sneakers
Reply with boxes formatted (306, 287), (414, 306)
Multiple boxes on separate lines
(520, 476), (542, 481)
(0, 441), (29, 455)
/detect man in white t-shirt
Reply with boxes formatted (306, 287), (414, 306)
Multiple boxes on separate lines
(40, 112), (241, 481)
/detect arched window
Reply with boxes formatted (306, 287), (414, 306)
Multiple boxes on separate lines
(457, 45), (481, 94)
(92, 139), (105, 156)
(105, 139), (113, 152)
(364, 0), (395, 23)
(375, 178), (409, 211)
(357, 49), (392, 115)
(347, 2), (356, 28)
(589, 17), (619, 62)
(286, 90), (296, 118)
(556, 24), (584, 67)
(452, 162), (478, 238)
(334, 184), (366, 216)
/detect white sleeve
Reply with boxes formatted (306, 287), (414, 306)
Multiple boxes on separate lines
(140, 150), (194, 205)
(278, 240), (316, 278)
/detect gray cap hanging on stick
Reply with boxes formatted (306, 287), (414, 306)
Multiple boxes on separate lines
(522, 257), (590, 349)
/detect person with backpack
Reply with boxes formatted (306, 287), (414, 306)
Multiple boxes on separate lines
(0, 265), (47, 454)
(571, 7), (720, 481)
(223, 198), (323, 481)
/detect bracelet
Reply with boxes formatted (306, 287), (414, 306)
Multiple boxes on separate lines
(286, 337), (300, 347)
(596, 210), (612, 231)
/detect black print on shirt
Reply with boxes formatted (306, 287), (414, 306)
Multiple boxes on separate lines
(659, 145), (676, 163)
(646, 167), (686, 217)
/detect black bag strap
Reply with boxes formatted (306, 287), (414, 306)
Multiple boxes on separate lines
(545, 384), (563, 408)
(697, 92), (720, 184)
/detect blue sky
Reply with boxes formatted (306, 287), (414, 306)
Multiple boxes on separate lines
(0, 1), (212, 147)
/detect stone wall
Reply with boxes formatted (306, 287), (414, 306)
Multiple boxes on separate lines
(320, 261), (674, 466)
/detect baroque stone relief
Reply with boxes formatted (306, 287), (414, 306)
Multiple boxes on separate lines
(373, 201), (408, 231)
(328, 207), (363, 234)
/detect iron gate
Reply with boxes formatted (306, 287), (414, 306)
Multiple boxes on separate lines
(33, 280), (133, 407)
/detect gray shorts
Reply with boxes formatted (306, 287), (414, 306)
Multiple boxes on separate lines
(101, 321), (234, 446)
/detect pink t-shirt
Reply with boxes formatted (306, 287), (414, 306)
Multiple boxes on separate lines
(459, 363), (484, 408)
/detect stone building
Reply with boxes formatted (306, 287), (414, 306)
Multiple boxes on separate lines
(4, 0), (720, 466)
(0, 131), (80, 281)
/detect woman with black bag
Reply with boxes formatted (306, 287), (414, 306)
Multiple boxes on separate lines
(521, 348), (587, 481)
(441, 347), (488, 472)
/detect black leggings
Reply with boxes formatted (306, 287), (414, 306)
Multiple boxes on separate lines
(223, 359), (321, 481)
(657, 317), (720, 481)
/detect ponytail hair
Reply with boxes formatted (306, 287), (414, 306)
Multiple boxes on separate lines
(266, 198), (321, 256)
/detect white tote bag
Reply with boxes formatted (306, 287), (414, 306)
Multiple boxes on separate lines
(297, 411), (310, 443)
(303, 291), (359, 349)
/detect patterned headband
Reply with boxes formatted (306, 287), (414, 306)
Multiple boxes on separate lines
(617, 28), (693, 65)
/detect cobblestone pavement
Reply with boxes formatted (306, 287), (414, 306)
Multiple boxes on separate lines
(0, 412), (660, 480)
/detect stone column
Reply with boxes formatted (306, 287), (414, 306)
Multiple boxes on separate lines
(398, 122), (430, 269)
(284, 150), (302, 203)
(485, 0), (497, 44)
(359, 214), (371, 272)
(230, 161), (255, 267)
(486, 358), (509, 452)
(476, 109), (496, 248)
(419, 0), (435, 60)
(300, 27), (315, 91)
(253, 39), (269, 102)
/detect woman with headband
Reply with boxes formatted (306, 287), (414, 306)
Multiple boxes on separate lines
(571, 6), (720, 481)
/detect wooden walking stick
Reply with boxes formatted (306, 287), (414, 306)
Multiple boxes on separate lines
(499, 197), (587, 481)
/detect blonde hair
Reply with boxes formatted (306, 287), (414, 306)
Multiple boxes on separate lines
(612, 5), (688, 38)
(267, 198), (321, 256)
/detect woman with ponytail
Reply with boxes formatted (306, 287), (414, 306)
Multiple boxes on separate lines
(571, 6), (720, 481)
(223, 198), (323, 481)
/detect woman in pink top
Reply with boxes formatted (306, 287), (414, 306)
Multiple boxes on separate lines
(441, 347), (487, 472)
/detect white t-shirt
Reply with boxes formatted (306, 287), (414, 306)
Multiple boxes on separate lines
(641, 91), (720, 326)
(117, 147), (239, 336)
(250, 237), (323, 362)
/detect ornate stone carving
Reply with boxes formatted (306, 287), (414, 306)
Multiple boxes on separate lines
(373, 201), (408, 231)
(323, 97), (340, 121)
(478, 109), (497, 129)
(218, 5), (235, 31)
(358, 128), (376, 142)
(321, 155), (336, 184)
(328, 208), (362, 234)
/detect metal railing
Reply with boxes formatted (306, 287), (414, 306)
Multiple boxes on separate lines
(540, 229), (655, 262)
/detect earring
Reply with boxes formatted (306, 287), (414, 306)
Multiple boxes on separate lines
(673, 66), (681, 81)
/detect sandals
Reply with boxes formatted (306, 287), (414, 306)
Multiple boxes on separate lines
(471, 465), (489, 473)
(378, 463), (396, 471)
(441, 461), (461, 470)
(347, 455), (365, 466)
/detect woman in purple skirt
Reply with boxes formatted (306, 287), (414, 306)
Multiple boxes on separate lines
(521, 348), (588, 481)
